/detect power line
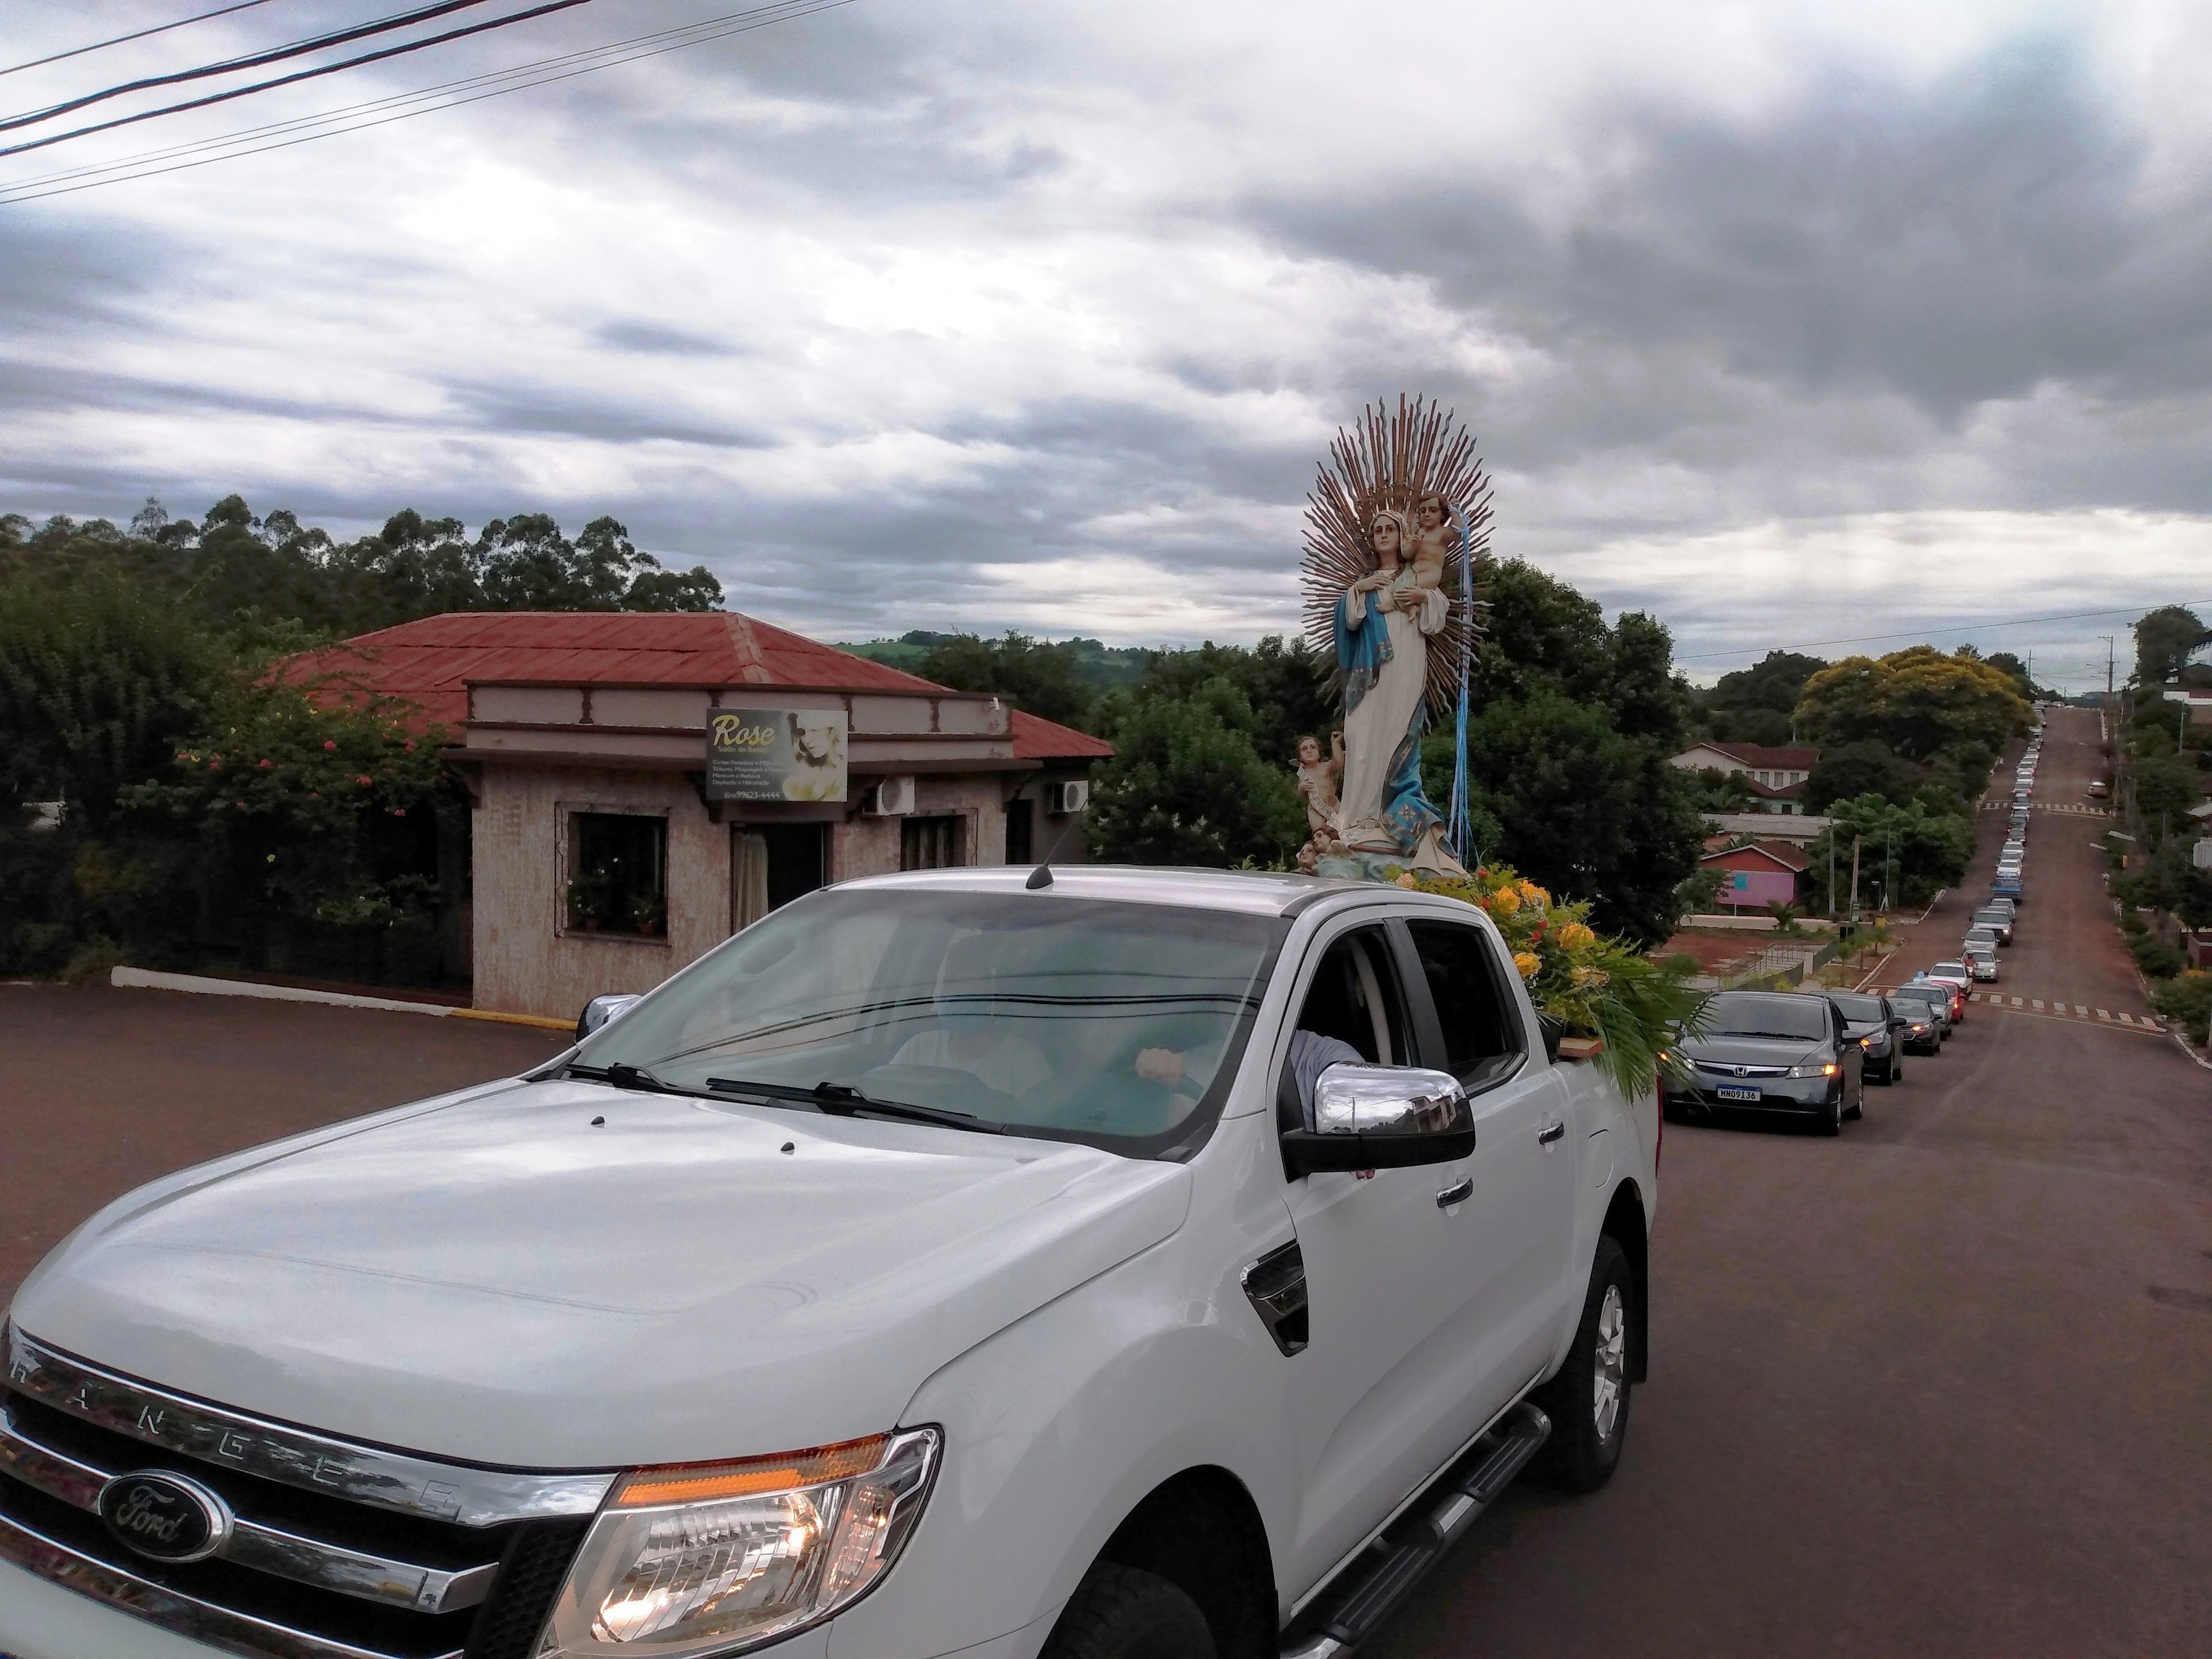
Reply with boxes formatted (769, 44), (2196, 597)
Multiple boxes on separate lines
(0, 2), (596, 158)
(0, 1), (283, 80)
(1, 1), (511, 132)
(1677, 599), (2211, 663)
(0, 0), (857, 203)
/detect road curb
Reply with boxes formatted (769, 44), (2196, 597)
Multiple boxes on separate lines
(108, 967), (574, 1032)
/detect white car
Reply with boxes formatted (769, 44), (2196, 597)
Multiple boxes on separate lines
(1965, 947), (2000, 982)
(0, 867), (1658, 1659)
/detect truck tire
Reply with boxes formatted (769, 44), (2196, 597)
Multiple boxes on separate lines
(1041, 1563), (1216, 1659)
(1531, 1235), (1632, 1494)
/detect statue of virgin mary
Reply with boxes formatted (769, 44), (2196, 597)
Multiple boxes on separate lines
(1333, 506), (1459, 870)
(1298, 397), (1490, 881)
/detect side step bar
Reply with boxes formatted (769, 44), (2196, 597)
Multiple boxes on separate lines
(1281, 1402), (1552, 1659)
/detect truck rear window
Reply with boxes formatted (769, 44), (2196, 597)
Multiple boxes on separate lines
(576, 889), (1289, 1157)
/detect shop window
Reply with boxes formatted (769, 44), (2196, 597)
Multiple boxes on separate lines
(901, 815), (965, 871)
(567, 812), (667, 937)
(1006, 798), (1034, 865)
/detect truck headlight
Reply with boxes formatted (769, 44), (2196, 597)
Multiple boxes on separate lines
(536, 1428), (940, 1657)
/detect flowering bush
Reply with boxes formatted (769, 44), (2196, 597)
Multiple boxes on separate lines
(1399, 864), (1708, 1097)
(121, 672), (449, 931)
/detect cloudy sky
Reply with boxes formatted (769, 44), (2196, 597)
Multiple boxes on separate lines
(6, 0), (2212, 686)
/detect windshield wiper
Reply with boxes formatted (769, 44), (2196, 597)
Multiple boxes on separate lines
(566, 1061), (678, 1093)
(705, 1076), (1010, 1136)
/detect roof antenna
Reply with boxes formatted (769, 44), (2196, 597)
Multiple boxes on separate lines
(1023, 784), (1087, 889)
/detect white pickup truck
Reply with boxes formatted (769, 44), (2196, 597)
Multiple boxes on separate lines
(1, 865), (1657, 1659)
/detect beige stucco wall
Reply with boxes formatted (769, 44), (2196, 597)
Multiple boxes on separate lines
(472, 765), (730, 1020)
(474, 767), (1049, 1019)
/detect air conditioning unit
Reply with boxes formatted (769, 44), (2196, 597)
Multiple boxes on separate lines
(1045, 780), (1090, 816)
(863, 776), (916, 816)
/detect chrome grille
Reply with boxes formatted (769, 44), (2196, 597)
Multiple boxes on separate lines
(0, 1328), (609, 1659)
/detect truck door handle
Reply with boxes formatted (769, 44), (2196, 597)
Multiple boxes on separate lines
(1435, 1177), (1473, 1209)
(1537, 1121), (1565, 1145)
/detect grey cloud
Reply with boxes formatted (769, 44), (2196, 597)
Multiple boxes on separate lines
(1247, 42), (2212, 443)
(591, 318), (748, 356)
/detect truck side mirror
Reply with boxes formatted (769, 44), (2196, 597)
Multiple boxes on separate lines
(1281, 1062), (1477, 1177)
(575, 993), (642, 1042)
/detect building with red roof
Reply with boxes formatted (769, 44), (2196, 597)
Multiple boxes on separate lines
(1698, 836), (1813, 911)
(283, 611), (1111, 1018)
(1668, 740), (1820, 814)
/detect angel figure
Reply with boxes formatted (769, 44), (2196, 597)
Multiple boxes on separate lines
(1294, 731), (1345, 839)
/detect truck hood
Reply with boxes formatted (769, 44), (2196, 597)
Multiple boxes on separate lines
(10, 1080), (1191, 1468)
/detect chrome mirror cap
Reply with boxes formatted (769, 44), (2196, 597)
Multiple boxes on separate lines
(575, 993), (643, 1041)
(1310, 1062), (1471, 1137)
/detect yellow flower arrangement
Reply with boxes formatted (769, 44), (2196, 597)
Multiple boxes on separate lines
(1399, 864), (1708, 1097)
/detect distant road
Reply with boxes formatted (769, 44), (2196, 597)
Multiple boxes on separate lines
(1377, 702), (2212, 1658)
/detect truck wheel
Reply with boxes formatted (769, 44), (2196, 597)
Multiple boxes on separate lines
(1531, 1235), (1632, 1493)
(1041, 1563), (1216, 1659)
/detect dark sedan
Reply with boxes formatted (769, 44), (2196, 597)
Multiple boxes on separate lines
(1662, 989), (1864, 1135)
(1885, 984), (1948, 1052)
(1828, 991), (1910, 1084)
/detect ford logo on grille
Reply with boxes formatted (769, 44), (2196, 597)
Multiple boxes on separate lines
(97, 1471), (231, 1564)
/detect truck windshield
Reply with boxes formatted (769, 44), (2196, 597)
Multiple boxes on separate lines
(573, 889), (1289, 1158)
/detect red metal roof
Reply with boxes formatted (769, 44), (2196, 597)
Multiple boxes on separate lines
(1695, 741), (1820, 771)
(1012, 708), (1113, 760)
(1699, 837), (1812, 875)
(280, 611), (1113, 761)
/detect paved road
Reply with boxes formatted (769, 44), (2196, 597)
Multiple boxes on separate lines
(0, 988), (567, 1303)
(1372, 703), (2212, 1658)
(5, 708), (2206, 1656)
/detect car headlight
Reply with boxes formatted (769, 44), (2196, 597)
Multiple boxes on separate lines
(1785, 1061), (1840, 1078)
(535, 1429), (940, 1657)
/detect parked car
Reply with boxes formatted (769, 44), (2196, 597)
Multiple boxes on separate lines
(1886, 985), (1949, 1052)
(1662, 989), (1863, 1133)
(2088, 780), (2109, 799)
(1918, 964), (1974, 1017)
(1965, 944), (2000, 982)
(0, 866), (1664, 1659)
(1972, 907), (2014, 945)
(1826, 991), (1908, 1084)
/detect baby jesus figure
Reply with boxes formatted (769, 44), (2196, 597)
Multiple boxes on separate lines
(1400, 492), (1456, 630)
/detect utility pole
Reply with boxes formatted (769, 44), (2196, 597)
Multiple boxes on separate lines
(2099, 635), (2116, 697)
(1828, 835), (1836, 919)
(1850, 835), (1862, 925)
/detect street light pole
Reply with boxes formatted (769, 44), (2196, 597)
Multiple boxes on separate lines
(1850, 835), (1862, 925)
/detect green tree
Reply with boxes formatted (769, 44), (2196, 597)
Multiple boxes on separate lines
(2130, 754), (2202, 844)
(1808, 794), (1974, 908)
(0, 575), (221, 827)
(1437, 690), (1705, 945)
(1085, 677), (1303, 867)
(2134, 606), (2207, 688)
(1704, 650), (1825, 720)
(918, 631), (1100, 731)
(1805, 739), (1919, 812)
(1128, 636), (1335, 765)
(1795, 646), (2032, 761)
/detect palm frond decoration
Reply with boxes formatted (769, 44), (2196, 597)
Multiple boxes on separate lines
(1300, 393), (1493, 717)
